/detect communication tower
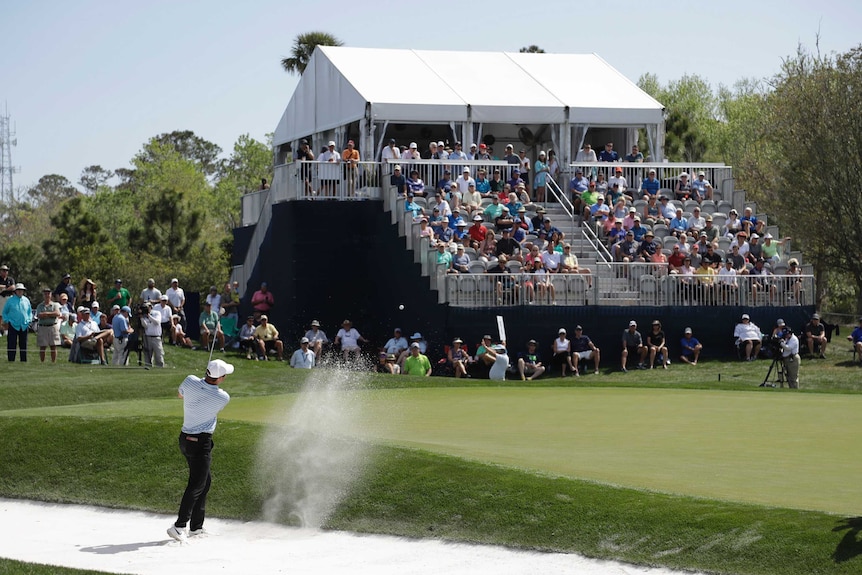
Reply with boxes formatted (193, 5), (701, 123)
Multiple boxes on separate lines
(0, 105), (20, 202)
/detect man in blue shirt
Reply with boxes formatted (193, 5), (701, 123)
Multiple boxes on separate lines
(680, 327), (702, 365)
(669, 208), (690, 239)
(3, 283), (32, 362)
(168, 359), (233, 542)
(598, 142), (619, 162)
(640, 169), (661, 198)
(436, 170), (452, 194)
(848, 318), (862, 365)
(569, 169), (590, 196)
(111, 305), (134, 366)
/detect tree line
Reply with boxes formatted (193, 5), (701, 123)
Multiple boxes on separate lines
(0, 130), (272, 296)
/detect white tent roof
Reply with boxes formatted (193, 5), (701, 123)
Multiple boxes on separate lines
(274, 47), (664, 146)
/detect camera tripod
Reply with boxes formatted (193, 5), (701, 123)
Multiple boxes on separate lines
(760, 356), (787, 388)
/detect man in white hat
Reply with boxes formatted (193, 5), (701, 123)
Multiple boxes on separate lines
(303, 319), (328, 359)
(733, 314), (762, 361)
(3, 283), (32, 362)
(167, 359), (233, 542)
(318, 141), (341, 197)
(290, 337), (316, 369)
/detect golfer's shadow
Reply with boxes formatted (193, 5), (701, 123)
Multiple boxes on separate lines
(81, 540), (169, 554)
(833, 517), (862, 563)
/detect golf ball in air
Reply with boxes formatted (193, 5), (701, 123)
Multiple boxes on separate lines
(399, 304), (405, 310)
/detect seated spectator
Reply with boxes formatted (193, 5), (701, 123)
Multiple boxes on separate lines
(538, 218), (564, 243)
(475, 334), (499, 370)
(461, 182), (483, 215)
(474, 169), (491, 195)
(589, 195), (610, 222)
(551, 328), (576, 377)
(675, 172), (692, 201)
(571, 326), (601, 375)
(405, 193), (425, 222)
(594, 172), (609, 196)
(694, 259), (716, 305)
(402, 342), (432, 376)
(448, 338), (471, 378)
(598, 142), (619, 162)
(495, 206), (515, 233)
(746, 233), (763, 263)
(60, 311), (76, 348)
(433, 190), (452, 217)
(804, 313), (828, 358)
(639, 168), (660, 199)
(407, 171), (426, 197)
(691, 171), (713, 202)
(647, 320), (669, 369)
(689, 206), (706, 234)
(728, 244), (748, 275)
(717, 258), (739, 304)
(625, 144), (644, 163)
(847, 317), (862, 366)
(303, 319), (328, 359)
(171, 314), (195, 349)
(679, 327), (703, 365)
(676, 256), (697, 303)
(435, 242), (454, 273)
(452, 244), (471, 273)
(254, 315), (283, 361)
(608, 166), (628, 196)
(611, 198), (628, 220)
(435, 219), (455, 248)
(749, 258), (776, 302)
(740, 207), (764, 236)
(75, 307), (109, 365)
(575, 143), (598, 162)
(659, 196), (676, 221)
(478, 234), (498, 263)
(507, 169), (525, 192)
(383, 328), (409, 358)
(239, 315), (257, 359)
(734, 314), (762, 361)
(607, 219), (627, 246)
(636, 231), (658, 262)
(733, 231), (751, 259)
(199, 302), (225, 352)
(702, 216), (720, 246)
(668, 243), (686, 273)
(621, 320), (647, 372)
(542, 242), (561, 273)
(516, 339), (546, 381)
(669, 208), (689, 239)
(483, 195), (504, 220)
(642, 195), (663, 226)
(390, 165), (407, 196)
(724, 209), (742, 237)
(335, 319), (368, 362)
(488, 169), (504, 196)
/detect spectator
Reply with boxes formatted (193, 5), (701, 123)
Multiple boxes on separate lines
(669, 208), (689, 239)
(205, 285), (221, 312)
(728, 244), (747, 275)
(761, 233), (789, 264)
(403, 342), (431, 376)
(436, 170), (453, 197)
(679, 327), (702, 365)
(529, 259), (555, 304)
(239, 316), (257, 359)
(432, 140), (447, 160)
(165, 278), (186, 329)
(220, 282), (239, 321)
(461, 182), (483, 216)
(642, 195), (662, 226)
(598, 142), (619, 162)
(639, 168), (661, 199)
(561, 243), (593, 287)
(724, 209), (742, 237)
(199, 302), (225, 353)
(106, 279), (131, 309)
(691, 171), (713, 202)
(488, 254), (519, 304)
(251, 282), (274, 319)
(636, 231), (658, 262)
(341, 139), (360, 195)
(78, 278), (98, 309)
(507, 169), (525, 192)
(551, 328), (576, 377)
(571, 325), (601, 375)
(516, 339), (545, 381)
(291, 337), (316, 369)
(141, 278), (161, 305)
(734, 313), (762, 361)
(804, 313), (828, 359)
(390, 165), (407, 196)
(170, 314), (195, 350)
(296, 139), (315, 195)
(517, 149), (531, 190)
(153, 295), (173, 342)
(60, 311), (76, 348)
(474, 334), (499, 377)
(335, 319), (368, 362)
(448, 338), (471, 378)
(503, 144), (519, 166)
(53, 273), (77, 306)
(3, 283), (32, 362)
(702, 216), (720, 246)
(35, 288), (62, 363)
(142, 302), (168, 367)
(383, 328), (409, 357)
(452, 245), (471, 273)
(488, 169), (504, 196)
(647, 320), (669, 369)
(381, 138), (399, 161)
(376, 352), (399, 374)
(401, 142), (420, 161)
(111, 305), (134, 365)
(625, 145), (644, 163)
(675, 172), (692, 201)
(659, 196), (676, 221)
(254, 315), (284, 361)
(608, 166), (628, 195)
(75, 306), (109, 365)
(689, 206), (706, 234)
(740, 207), (764, 236)
(533, 151), (549, 202)
(847, 318), (862, 366)
(750, 258), (776, 303)
(589, 196), (610, 222)
(318, 141), (341, 196)
(575, 143), (597, 163)
(695, 258), (717, 304)
(621, 320), (647, 372)
(407, 170), (426, 197)
(303, 319), (328, 360)
(494, 206), (515, 233)
(569, 168), (590, 200)
(716, 258), (739, 304)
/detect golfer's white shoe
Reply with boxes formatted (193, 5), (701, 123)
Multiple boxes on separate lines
(167, 524), (187, 542)
(189, 527), (209, 537)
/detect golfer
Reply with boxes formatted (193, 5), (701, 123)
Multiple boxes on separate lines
(168, 359), (233, 542)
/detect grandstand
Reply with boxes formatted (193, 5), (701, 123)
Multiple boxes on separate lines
(231, 47), (814, 360)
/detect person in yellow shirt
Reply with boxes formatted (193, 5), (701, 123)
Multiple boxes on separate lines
(253, 315), (284, 361)
(694, 259), (716, 305)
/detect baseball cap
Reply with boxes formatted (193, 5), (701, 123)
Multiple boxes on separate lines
(409, 142), (418, 149)
(206, 359), (235, 379)
(91, 301), (100, 308)
(160, 294), (168, 300)
(776, 319), (786, 327)
(742, 314), (750, 320)
(410, 342), (420, 349)
(311, 320), (320, 326)
(77, 306), (88, 313)
(629, 320), (637, 327)
(684, 327), (692, 334)
(121, 306), (131, 313)
(328, 140), (336, 147)
(558, 328), (566, 334)
(575, 325), (583, 331)
(812, 313), (821, 320)
(301, 337), (310, 344)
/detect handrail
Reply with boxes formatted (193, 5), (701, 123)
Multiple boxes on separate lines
(544, 175), (575, 229)
(580, 223), (613, 268)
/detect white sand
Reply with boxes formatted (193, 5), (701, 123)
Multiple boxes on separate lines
(0, 498), (706, 575)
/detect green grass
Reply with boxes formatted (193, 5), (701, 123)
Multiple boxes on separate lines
(3, 340), (862, 574)
(0, 558), (108, 574)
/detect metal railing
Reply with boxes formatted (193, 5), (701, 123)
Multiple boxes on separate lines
(384, 159), (515, 196)
(566, 162), (733, 203)
(441, 264), (814, 308)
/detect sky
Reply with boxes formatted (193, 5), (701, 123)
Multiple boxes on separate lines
(2, 0), (860, 191)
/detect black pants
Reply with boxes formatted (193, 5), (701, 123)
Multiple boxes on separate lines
(7, 325), (27, 362)
(175, 432), (213, 531)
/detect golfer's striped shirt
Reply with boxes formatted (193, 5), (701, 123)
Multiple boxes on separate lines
(179, 375), (230, 434)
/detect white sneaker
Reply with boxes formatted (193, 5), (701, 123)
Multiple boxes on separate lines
(167, 524), (187, 542)
(189, 527), (209, 537)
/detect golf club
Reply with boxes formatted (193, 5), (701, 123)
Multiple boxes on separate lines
(207, 306), (226, 364)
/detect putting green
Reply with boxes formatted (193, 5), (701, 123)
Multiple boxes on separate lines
(8, 386), (860, 515)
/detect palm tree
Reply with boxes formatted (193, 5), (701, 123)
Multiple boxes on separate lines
(281, 32), (344, 75)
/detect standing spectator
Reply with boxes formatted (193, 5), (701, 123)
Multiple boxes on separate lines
(111, 305), (134, 366)
(381, 138), (399, 162)
(516, 339), (545, 381)
(804, 313), (828, 359)
(517, 149), (531, 191)
(335, 319), (368, 362)
(251, 282), (274, 320)
(403, 342), (432, 376)
(598, 142), (619, 162)
(304, 319), (328, 360)
(35, 288), (62, 363)
(318, 141), (341, 197)
(254, 315), (284, 361)
(3, 284), (31, 362)
(106, 279), (131, 309)
(621, 320), (647, 372)
(199, 302), (225, 353)
(647, 320), (669, 369)
(503, 144), (519, 166)
(734, 314), (762, 361)
(54, 273), (77, 306)
(341, 139), (360, 195)
(141, 303), (165, 367)
(78, 278), (98, 309)
(571, 326), (601, 375)
(296, 139), (315, 196)
(0, 264), (14, 334)
(166, 278), (187, 329)
(154, 295), (173, 342)
(290, 337), (316, 369)
(205, 286), (221, 312)
(220, 282), (239, 321)
(716, 258), (739, 304)
(533, 151), (549, 203)
(679, 327), (702, 365)
(140, 278), (161, 305)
